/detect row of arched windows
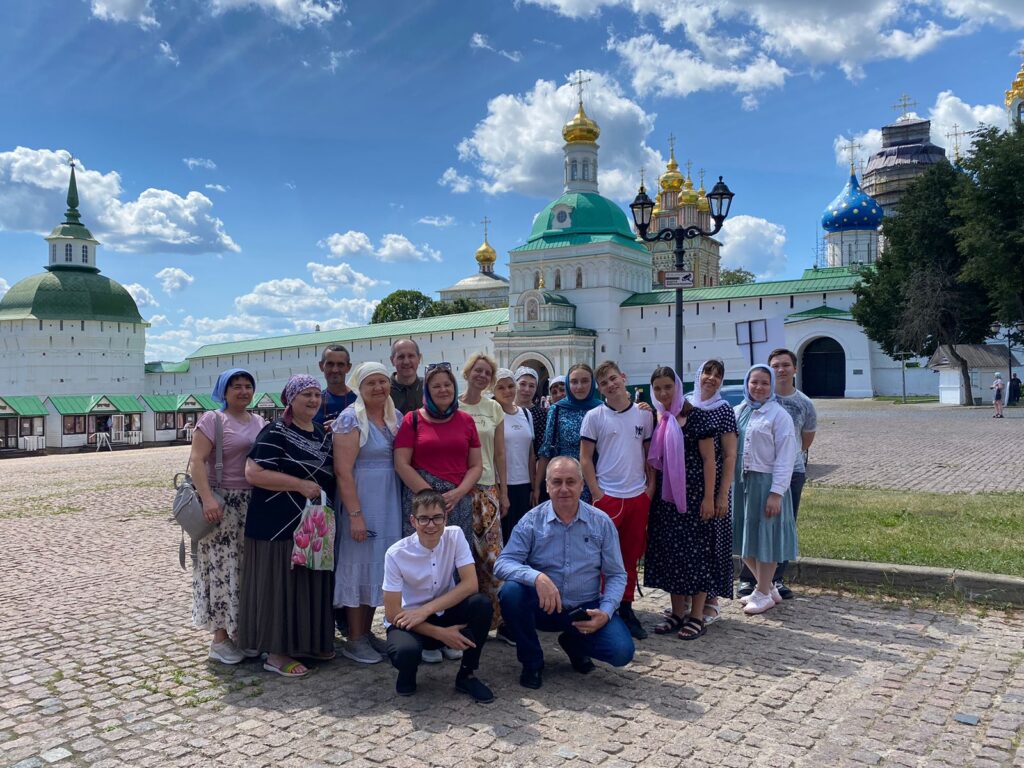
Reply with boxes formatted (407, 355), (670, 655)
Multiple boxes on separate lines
(50, 243), (89, 263)
(567, 158), (595, 182)
(532, 267), (585, 290)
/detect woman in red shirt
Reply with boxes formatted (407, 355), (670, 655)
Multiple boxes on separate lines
(394, 363), (483, 545)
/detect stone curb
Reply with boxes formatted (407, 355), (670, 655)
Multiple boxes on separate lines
(787, 557), (1024, 606)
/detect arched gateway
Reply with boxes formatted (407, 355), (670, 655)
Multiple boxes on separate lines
(801, 337), (846, 397)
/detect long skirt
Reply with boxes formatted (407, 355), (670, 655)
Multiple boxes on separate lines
(237, 538), (334, 657)
(732, 470), (798, 564)
(401, 469), (474, 542)
(471, 484), (503, 629)
(192, 488), (250, 640)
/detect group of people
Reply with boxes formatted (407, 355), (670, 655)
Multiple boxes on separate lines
(187, 339), (817, 702)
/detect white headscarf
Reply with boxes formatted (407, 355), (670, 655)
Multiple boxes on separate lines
(549, 375), (566, 388)
(344, 362), (398, 447)
(496, 367), (515, 383)
(513, 366), (538, 383)
(686, 359), (727, 411)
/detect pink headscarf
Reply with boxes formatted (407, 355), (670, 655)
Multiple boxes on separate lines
(647, 370), (687, 510)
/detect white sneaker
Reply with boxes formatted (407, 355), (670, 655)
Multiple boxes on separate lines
(341, 637), (383, 665)
(743, 590), (776, 615)
(441, 647), (463, 661)
(209, 639), (244, 665)
(421, 648), (443, 663)
(769, 585), (783, 604)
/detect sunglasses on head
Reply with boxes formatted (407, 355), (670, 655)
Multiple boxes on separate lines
(425, 362), (452, 373)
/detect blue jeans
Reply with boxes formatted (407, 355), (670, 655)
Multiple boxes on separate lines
(738, 472), (806, 583)
(498, 581), (635, 671)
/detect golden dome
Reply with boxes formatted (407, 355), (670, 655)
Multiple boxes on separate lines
(475, 237), (497, 265)
(562, 101), (600, 143)
(680, 173), (699, 206)
(652, 191), (663, 218)
(1007, 62), (1024, 108)
(659, 149), (684, 192)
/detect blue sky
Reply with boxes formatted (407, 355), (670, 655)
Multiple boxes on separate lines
(0, 0), (1020, 361)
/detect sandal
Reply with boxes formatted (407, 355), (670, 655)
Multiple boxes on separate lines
(660, 597), (692, 620)
(653, 613), (686, 635)
(677, 616), (706, 641)
(263, 660), (309, 678)
(703, 601), (721, 625)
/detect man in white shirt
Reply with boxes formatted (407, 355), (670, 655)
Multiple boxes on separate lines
(382, 490), (494, 702)
(579, 361), (655, 640)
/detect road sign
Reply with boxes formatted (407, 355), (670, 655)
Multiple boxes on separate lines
(664, 271), (694, 288)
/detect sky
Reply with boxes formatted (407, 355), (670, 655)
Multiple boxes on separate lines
(0, 0), (1020, 362)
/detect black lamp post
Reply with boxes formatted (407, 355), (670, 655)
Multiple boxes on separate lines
(630, 176), (734, 377)
(990, 320), (1024, 397)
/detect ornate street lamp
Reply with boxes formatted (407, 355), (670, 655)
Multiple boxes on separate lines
(630, 175), (734, 376)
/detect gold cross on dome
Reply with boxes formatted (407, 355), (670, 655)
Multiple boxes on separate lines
(480, 216), (491, 239)
(667, 133), (676, 156)
(892, 93), (917, 118)
(946, 123), (967, 163)
(699, 168), (706, 188)
(685, 159), (693, 178)
(841, 137), (863, 170)
(639, 167), (646, 189)
(571, 69), (592, 104)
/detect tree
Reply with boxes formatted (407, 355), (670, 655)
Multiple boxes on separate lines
(370, 290), (434, 324)
(954, 126), (1024, 325)
(719, 267), (755, 285)
(851, 161), (993, 404)
(421, 297), (489, 317)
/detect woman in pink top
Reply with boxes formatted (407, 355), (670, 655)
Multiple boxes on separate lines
(189, 368), (266, 665)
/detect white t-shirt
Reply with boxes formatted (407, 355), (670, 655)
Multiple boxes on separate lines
(382, 526), (474, 626)
(502, 406), (534, 485)
(579, 403), (654, 498)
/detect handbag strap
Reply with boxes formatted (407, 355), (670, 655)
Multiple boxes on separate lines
(213, 411), (224, 488)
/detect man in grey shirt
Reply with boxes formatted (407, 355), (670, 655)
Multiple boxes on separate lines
(495, 457), (635, 690)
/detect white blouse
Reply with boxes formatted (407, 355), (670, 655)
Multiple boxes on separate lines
(735, 400), (798, 496)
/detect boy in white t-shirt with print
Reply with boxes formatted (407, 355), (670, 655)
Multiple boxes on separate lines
(579, 361), (655, 640)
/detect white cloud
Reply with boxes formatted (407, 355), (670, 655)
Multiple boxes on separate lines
(306, 261), (383, 296)
(125, 283), (160, 308)
(183, 157), (216, 171)
(0, 147), (239, 255)
(284, 181), (297, 190)
(155, 266), (195, 294)
(208, 0), (344, 27)
(158, 40), (179, 66)
(325, 49), (356, 73)
(832, 128), (883, 170)
(439, 167), (473, 194)
(0, 278), (9, 299)
(470, 32), (523, 63)
(418, 215), (455, 228)
(377, 234), (442, 263)
(454, 70), (662, 200)
(204, 183), (228, 192)
(319, 230), (374, 258)
(719, 214), (788, 278)
(90, 0), (158, 28)
(148, 314), (168, 326)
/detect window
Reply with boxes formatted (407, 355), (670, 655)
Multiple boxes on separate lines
(50, 243), (56, 261)
(62, 415), (87, 435)
(64, 243), (72, 262)
(156, 412), (176, 431)
(582, 159), (590, 180)
(533, 271), (541, 289)
(570, 159), (578, 180)
(81, 245), (88, 263)
(554, 269), (561, 290)
(575, 267), (583, 288)
(20, 418), (43, 437)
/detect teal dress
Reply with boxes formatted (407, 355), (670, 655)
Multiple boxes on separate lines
(731, 406), (798, 563)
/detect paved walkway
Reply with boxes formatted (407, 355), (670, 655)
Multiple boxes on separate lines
(807, 401), (1024, 493)
(1, 449), (1023, 767)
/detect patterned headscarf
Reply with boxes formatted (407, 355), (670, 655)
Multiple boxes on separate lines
(549, 375), (566, 388)
(211, 368), (255, 409)
(687, 359), (727, 411)
(513, 366), (538, 383)
(495, 367), (515, 383)
(647, 369), (686, 509)
(344, 362), (398, 447)
(742, 365), (776, 410)
(423, 366), (459, 419)
(281, 374), (321, 425)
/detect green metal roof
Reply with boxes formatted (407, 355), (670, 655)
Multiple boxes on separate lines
(249, 392), (284, 409)
(785, 305), (854, 322)
(493, 327), (597, 338)
(47, 394), (145, 415)
(145, 361), (191, 373)
(139, 394), (220, 412)
(540, 291), (573, 306)
(621, 272), (861, 307)
(800, 265), (861, 279)
(0, 396), (48, 417)
(0, 268), (144, 323)
(189, 307), (510, 359)
(512, 192), (648, 254)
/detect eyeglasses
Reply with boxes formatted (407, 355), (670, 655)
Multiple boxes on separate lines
(413, 514), (446, 526)
(425, 362), (452, 373)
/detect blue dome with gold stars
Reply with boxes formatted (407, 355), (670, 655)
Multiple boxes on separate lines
(821, 169), (884, 233)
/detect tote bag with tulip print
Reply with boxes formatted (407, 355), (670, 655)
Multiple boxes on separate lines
(291, 491), (336, 571)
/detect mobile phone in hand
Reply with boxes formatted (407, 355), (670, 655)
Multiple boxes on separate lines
(569, 607), (591, 623)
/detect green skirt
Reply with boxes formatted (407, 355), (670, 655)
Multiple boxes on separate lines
(732, 470), (798, 563)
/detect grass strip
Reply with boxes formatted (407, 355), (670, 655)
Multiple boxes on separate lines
(798, 485), (1024, 577)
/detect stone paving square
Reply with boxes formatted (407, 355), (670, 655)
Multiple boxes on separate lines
(1, 402), (1023, 767)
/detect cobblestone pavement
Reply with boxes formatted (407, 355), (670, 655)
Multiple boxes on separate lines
(1, 449), (1023, 767)
(808, 400), (1024, 493)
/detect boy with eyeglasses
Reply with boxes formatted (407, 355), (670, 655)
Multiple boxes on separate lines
(381, 489), (495, 702)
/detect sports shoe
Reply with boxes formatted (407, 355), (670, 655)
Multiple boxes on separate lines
(737, 581), (755, 598)
(743, 590), (776, 615)
(769, 585), (783, 604)
(618, 603), (648, 640)
(455, 674), (495, 703)
(366, 634), (388, 655)
(421, 648), (443, 663)
(441, 647), (463, 661)
(209, 639), (244, 665)
(341, 637), (383, 665)
(774, 580), (794, 600)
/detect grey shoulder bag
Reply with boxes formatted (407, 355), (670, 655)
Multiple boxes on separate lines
(173, 412), (225, 569)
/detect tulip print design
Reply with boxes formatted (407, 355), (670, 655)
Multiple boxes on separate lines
(291, 498), (335, 570)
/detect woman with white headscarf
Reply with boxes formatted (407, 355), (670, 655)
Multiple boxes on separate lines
(332, 362), (403, 664)
(732, 365), (798, 616)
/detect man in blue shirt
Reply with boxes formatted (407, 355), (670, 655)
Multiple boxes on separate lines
(314, 344), (357, 428)
(495, 456), (634, 690)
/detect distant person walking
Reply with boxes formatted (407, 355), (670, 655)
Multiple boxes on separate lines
(992, 373), (1005, 418)
(1009, 373), (1021, 407)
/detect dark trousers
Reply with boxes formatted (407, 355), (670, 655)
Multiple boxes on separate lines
(502, 483), (533, 543)
(739, 472), (806, 584)
(498, 581), (634, 671)
(385, 593), (492, 680)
